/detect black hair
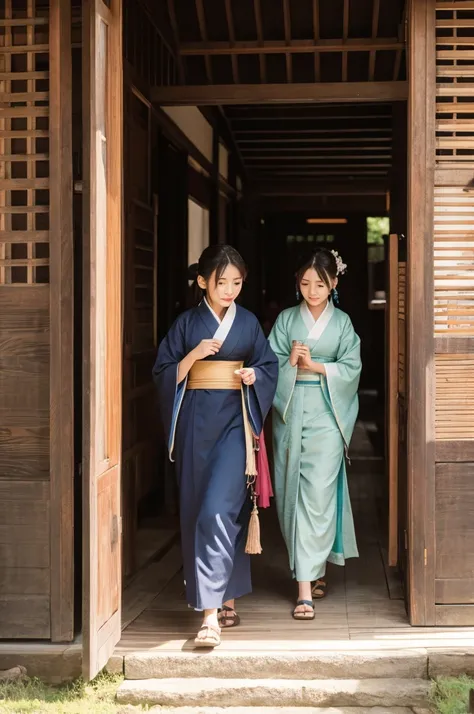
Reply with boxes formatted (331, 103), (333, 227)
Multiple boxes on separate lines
(295, 248), (337, 292)
(190, 244), (247, 304)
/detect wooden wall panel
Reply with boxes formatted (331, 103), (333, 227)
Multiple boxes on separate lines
(122, 87), (159, 579)
(433, 2), (474, 613)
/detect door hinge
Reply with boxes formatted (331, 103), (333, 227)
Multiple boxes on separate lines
(424, 548), (428, 567)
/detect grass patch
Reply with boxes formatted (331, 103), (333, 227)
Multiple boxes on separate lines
(432, 675), (474, 714)
(0, 672), (148, 714)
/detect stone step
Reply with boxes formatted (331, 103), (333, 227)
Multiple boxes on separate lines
(116, 677), (432, 709)
(122, 649), (428, 681)
(142, 708), (420, 714)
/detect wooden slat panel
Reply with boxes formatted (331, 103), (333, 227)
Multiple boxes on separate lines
(436, 4), (474, 164)
(436, 578), (474, 603)
(435, 463), (474, 604)
(0, 0), (51, 639)
(435, 355), (474, 439)
(434, 187), (474, 334)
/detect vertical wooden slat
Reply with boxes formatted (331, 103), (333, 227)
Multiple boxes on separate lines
(387, 234), (399, 566)
(407, 0), (436, 626)
(313, 0), (320, 81)
(282, 0), (292, 83)
(369, 0), (380, 80)
(195, 0), (212, 83)
(49, 0), (74, 642)
(342, 0), (349, 82)
(224, 0), (239, 84)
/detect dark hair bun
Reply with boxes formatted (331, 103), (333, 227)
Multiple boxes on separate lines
(187, 263), (199, 280)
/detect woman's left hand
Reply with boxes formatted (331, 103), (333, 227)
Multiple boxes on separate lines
(238, 368), (256, 386)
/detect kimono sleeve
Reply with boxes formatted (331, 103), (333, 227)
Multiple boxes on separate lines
(268, 311), (296, 422)
(245, 319), (279, 435)
(152, 314), (188, 456)
(324, 315), (362, 447)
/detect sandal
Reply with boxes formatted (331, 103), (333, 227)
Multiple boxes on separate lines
(292, 599), (315, 621)
(311, 579), (328, 599)
(218, 605), (241, 629)
(194, 623), (221, 648)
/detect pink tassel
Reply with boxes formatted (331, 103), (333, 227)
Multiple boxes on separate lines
(255, 430), (273, 509)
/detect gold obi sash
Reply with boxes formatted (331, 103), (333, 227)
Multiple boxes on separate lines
(187, 360), (257, 478)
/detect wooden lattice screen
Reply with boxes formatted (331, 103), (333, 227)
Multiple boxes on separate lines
(0, 0), (52, 638)
(433, 0), (474, 617)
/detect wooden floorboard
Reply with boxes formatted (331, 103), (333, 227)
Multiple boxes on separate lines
(118, 421), (474, 654)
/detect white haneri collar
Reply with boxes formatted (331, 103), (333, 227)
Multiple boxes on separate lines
(300, 299), (335, 342)
(204, 296), (236, 342)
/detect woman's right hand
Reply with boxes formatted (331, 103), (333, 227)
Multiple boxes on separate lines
(192, 339), (222, 361)
(289, 343), (305, 367)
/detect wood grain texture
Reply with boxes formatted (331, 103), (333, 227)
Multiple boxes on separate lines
(407, 0), (436, 626)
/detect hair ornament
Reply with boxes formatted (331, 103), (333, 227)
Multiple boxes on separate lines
(331, 250), (347, 276)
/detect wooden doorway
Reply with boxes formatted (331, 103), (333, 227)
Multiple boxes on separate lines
(82, 0), (123, 680)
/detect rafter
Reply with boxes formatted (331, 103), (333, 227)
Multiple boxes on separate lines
(342, 0), (349, 81)
(224, 0), (239, 84)
(255, 178), (389, 195)
(313, 0), (320, 81)
(283, 0), (292, 83)
(151, 81), (408, 105)
(179, 38), (404, 55)
(253, 0), (266, 82)
(369, 0), (380, 81)
(195, 0), (212, 83)
(167, 0), (185, 83)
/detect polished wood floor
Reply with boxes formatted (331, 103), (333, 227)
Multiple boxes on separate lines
(118, 417), (474, 654)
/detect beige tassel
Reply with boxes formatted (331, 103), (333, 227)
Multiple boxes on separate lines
(245, 493), (262, 555)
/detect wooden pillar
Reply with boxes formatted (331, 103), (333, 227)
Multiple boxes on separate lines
(210, 128), (219, 245)
(406, 0), (436, 626)
(49, 0), (74, 643)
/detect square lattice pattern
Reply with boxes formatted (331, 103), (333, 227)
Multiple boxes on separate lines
(0, 0), (50, 286)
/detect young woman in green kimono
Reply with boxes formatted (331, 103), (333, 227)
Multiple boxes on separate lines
(269, 248), (361, 621)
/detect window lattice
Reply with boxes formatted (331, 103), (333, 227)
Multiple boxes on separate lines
(0, 0), (50, 286)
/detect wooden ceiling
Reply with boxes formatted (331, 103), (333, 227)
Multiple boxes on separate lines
(222, 101), (393, 184)
(168, 0), (407, 85)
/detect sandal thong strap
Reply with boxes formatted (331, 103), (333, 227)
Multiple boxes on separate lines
(296, 599), (314, 608)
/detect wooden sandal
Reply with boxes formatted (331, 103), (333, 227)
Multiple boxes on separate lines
(292, 599), (315, 621)
(194, 623), (221, 648)
(218, 605), (241, 629)
(311, 579), (328, 599)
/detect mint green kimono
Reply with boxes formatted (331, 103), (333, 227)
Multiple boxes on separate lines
(269, 300), (361, 582)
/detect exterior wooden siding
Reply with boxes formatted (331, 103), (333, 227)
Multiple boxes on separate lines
(432, 0), (474, 622)
(0, 0), (74, 640)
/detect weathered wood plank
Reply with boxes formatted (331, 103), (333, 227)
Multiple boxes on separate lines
(435, 605), (474, 626)
(151, 82), (409, 106)
(436, 578), (474, 604)
(0, 567), (50, 595)
(436, 440), (474, 462)
(407, 0), (436, 626)
(0, 596), (50, 638)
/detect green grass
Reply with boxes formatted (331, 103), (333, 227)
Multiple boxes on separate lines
(432, 675), (474, 714)
(0, 672), (150, 714)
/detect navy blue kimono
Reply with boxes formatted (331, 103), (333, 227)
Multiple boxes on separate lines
(153, 301), (278, 610)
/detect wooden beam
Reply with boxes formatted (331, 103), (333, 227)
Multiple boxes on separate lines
(180, 38), (405, 55)
(49, 0), (74, 643)
(283, 0), (292, 83)
(253, 0), (266, 82)
(234, 127), (391, 134)
(151, 81), (408, 105)
(224, 0), (239, 84)
(369, 0), (380, 81)
(238, 136), (392, 144)
(313, 0), (320, 81)
(407, 0), (436, 627)
(259, 194), (388, 213)
(195, 0), (212, 83)
(342, 0), (349, 81)
(255, 178), (389, 195)
(167, 0), (185, 83)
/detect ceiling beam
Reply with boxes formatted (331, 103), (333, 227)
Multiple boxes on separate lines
(283, 0), (292, 83)
(253, 0), (266, 82)
(195, 0), (212, 82)
(342, 0), (349, 81)
(258, 195), (388, 213)
(151, 81), (408, 105)
(255, 178), (389, 195)
(166, 0), (185, 83)
(224, 0), (239, 84)
(179, 38), (405, 55)
(369, 0), (380, 81)
(313, 0), (321, 81)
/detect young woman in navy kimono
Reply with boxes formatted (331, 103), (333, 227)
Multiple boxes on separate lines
(153, 245), (278, 647)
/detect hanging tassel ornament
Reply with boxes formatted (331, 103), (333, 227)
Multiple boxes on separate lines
(245, 489), (262, 555)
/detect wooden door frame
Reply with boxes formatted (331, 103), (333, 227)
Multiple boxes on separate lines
(406, 0), (436, 626)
